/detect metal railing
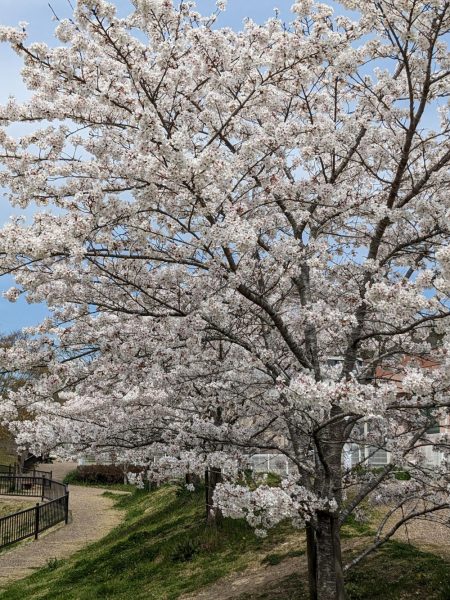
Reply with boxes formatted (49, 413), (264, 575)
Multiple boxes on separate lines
(0, 463), (52, 479)
(0, 475), (69, 549)
(249, 454), (292, 476)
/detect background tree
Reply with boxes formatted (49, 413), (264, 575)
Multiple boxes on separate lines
(0, 1), (450, 599)
(0, 331), (35, 466)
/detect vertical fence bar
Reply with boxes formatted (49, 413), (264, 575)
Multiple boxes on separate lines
(65, 488), (69, 524)
(34, 503), (40, 539)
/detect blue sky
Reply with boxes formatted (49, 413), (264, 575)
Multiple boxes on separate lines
(0, 0), (349, 333)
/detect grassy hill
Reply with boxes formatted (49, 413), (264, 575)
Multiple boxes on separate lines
(1, 484), (450, 600)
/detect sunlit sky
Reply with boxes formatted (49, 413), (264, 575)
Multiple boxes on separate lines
(0, 0), (354, 332)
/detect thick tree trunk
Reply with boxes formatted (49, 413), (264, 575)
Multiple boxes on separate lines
(314, 511), (346, 600)
(306, 522), (318, 600)
(205, 467), (223, 525)
(307, 406), (348, 599)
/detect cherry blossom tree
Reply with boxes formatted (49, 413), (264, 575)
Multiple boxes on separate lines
(0, 1), (450, 599)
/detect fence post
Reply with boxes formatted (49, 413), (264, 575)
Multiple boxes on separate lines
(65, 488), (70, 524)
(204, 469), (209, 521)
(34, 503), (40, 539)
(41, 477), (45, 501)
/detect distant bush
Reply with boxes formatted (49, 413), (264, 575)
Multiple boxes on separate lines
(63, 465), (144, 485)
(394, 470), (411, 481)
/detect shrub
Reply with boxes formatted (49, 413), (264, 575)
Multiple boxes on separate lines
(46, 558), (63, 571)
(63, 465), (143, 485)
(170, 538), (200, 563)
(394, 470), (411, 481)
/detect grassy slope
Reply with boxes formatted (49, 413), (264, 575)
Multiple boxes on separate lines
(0, 500), (35, 518)
(240, 542), (450, 600)
(0, 450), (15, 466)
(0, 485), (300, 600)
(0, 485), (449, 600)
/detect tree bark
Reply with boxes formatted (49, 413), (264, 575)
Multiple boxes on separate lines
(314, 511), (346, 600)
(306, 522), (318, 600)
(185, 472), (201, 486)
(205, 467), (223, 526)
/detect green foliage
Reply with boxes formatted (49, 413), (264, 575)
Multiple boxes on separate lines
(351, 465), (385, 477)
(45, 558), (64, 571)
(174, 481), (203, 499)
(170, 538), (200, 563)
(340, 513), (375, 539)
(264, 473), (282, 487)
(61, 470), (79, 485)
(62, 469), (135, 492)
(394, 470), (411, 481)
(63, 465), (127, 485)
(237, 471), (282, 490)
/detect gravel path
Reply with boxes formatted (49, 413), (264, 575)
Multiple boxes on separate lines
(0, 462), (126, 587)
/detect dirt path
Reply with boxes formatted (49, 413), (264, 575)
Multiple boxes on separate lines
(0, 462), (126, 587)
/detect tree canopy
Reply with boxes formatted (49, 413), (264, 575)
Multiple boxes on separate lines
(0, 1), (449, 598)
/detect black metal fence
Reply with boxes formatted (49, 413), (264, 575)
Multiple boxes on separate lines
(0, 475), (69, 549)
(0, 463), (52, 479)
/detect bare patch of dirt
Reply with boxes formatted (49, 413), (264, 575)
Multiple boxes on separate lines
(182, 555), (308, 600)
(392, 509), (450, 561)
(180, 536), (373, 600)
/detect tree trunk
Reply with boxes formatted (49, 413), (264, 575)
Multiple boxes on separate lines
(314, 511), (346, 600)
(185, 472), (201, 486)
(205, 467), (223, 526)
(306, 522), (318, 600)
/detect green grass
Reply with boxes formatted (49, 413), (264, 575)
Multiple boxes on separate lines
(0, 499), (35, 518)
(345, 541), (450, 600)
(340, 513), (375, 539)
(347, 541), (450, 600)
(0, 485), (299, 600)
(0, 449), (15, 467)
(0, 484), (449, 600)
(239, 541), (450, 600)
